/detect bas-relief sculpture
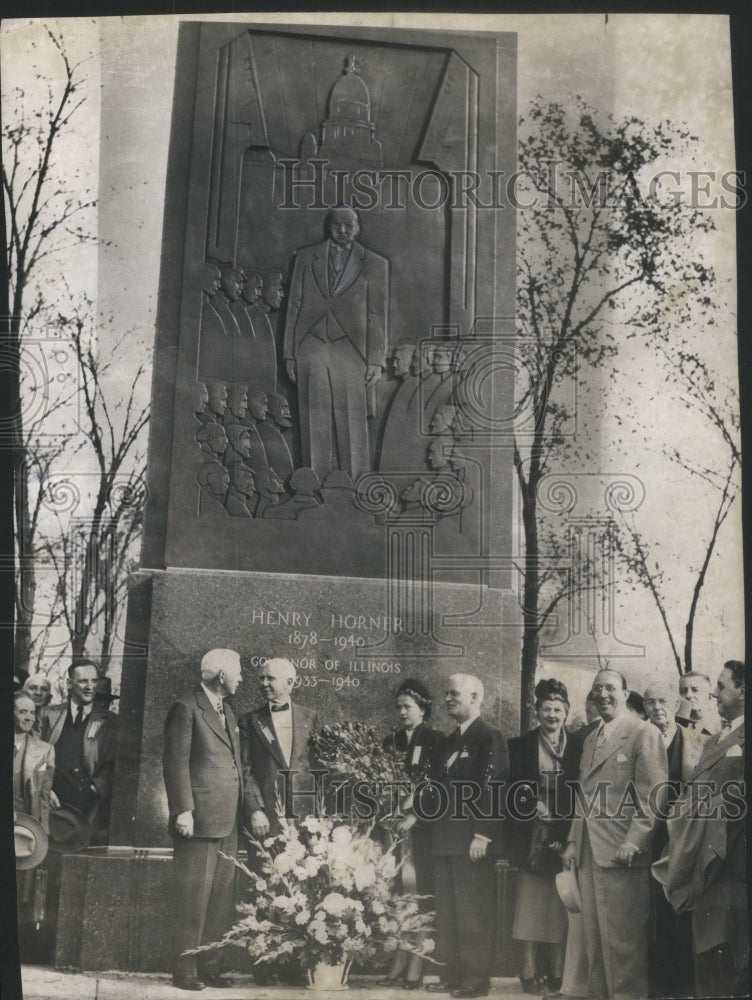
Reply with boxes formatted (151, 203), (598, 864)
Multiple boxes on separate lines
(148, 22), (518, 579)
(284, 205), (389, 482)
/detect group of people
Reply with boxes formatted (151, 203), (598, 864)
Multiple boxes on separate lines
(13, 652), (746, 999)
(12, 661), (118, 961)
(160, 652), (747, 998)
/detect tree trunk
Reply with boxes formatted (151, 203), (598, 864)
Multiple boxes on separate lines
(520, 486), (540, 731)
(8, 307), (34, 677)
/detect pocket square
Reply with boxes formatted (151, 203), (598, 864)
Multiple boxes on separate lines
(725, 744), (743, 757)
(459, 750), (470, 759)
(616, 752), (627, 763)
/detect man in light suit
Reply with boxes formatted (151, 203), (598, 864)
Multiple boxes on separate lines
(239, 657), (319, 842)
(13, 691), (55, 958)
(14, 691), (55, 831)
(163, 648), (243, 991)
(40, 659), (117, 845)
(562, 669), (667, 1000)
(283, 205), (389, 481)
(659, 660), (746, 998)
(423, 673), (508, 999)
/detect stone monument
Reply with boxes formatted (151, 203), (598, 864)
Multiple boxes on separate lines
(56, 21), (520, 973)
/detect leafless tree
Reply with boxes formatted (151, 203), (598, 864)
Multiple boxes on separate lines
(30, 294), (150, 671)
(611, 297), (740, 675)
(2, 28), (100, 675)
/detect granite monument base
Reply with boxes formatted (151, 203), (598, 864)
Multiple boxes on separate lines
(111, 567), (522, 847)
(58, 565), (522, 972)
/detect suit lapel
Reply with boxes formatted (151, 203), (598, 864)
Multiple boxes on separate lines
(583, 715), (630, 777)
(47, 704), (67, 745)
(290, 704), (307, 767)
(692, 724), (744, 779)
(196, 687), (232, 749)
(254, 706), (288, 769)
(224, 700), (242, 767)
(334, 244), (366, 295)
(311, 245), (329, 300)
(21, 735), (34, 788)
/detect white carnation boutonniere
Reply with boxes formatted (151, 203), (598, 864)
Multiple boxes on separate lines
(88, 719), (103, 739)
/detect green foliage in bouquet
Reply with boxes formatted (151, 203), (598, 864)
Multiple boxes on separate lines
(196, 815), (434, 970)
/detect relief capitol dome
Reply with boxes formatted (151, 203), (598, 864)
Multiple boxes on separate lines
(315, 54), (383, 170)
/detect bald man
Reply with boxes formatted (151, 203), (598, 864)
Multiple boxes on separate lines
(239, 657), (319, 843)
(23, 673), (53, 734)
(424, 673), (508, 998)
(163, 649), (243, 991)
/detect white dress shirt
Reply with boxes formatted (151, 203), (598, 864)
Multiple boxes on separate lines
(269, 703), (293, 766)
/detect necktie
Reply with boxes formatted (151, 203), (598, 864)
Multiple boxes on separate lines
(270, 703), (290, 712)
(75, 705), (85, 729)
(721, 719), (732, 730)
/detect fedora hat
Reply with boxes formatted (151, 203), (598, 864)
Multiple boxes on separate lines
(49, 804), (92, 853)
(555, 867), (582, 914)
(15, 813), (49, 870)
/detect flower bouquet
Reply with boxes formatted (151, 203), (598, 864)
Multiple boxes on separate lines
(310, 721), (413, 824)
(195, 814), (434, 988)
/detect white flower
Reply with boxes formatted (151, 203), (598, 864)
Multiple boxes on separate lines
(301, 816), (323, 834)
(354, 864), (376, 890)
(303, 855), (323, 877)
(370, 900), (385, 915)
(422, 938), (435, 954)
(295, 909), (311, 925)
(273, 852), (295, 874)
(331, 826), (352, 847)
(320, 892), (348, 916)
(313, 925), (329, 945)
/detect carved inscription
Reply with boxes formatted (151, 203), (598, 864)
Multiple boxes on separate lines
(245, 605), (405, 686)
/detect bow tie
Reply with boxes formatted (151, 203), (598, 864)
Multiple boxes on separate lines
(270, 703), (290, 713)
(721, 719), (732, 730)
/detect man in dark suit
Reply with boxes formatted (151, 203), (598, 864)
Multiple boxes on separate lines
(163, 648), (243, 991)
(423, 673), (508, 999)
(41, 659), (117, 845)
(40, 659), (118, 963)
(562, 669), (667, 1000)
(283, 205), (389, 481)
(239, 657), (319, 842)
(643, 678), (702, 998)
(659, 660), (747, 998)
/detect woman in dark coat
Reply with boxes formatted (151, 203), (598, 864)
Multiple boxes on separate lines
(508, 678), (585, 995)
(380, 679), (442, 989)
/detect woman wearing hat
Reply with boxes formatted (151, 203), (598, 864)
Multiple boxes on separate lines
(508, 678), (585, 995)
(13, 690), (55, 957)
(379, 679), (442, 990)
